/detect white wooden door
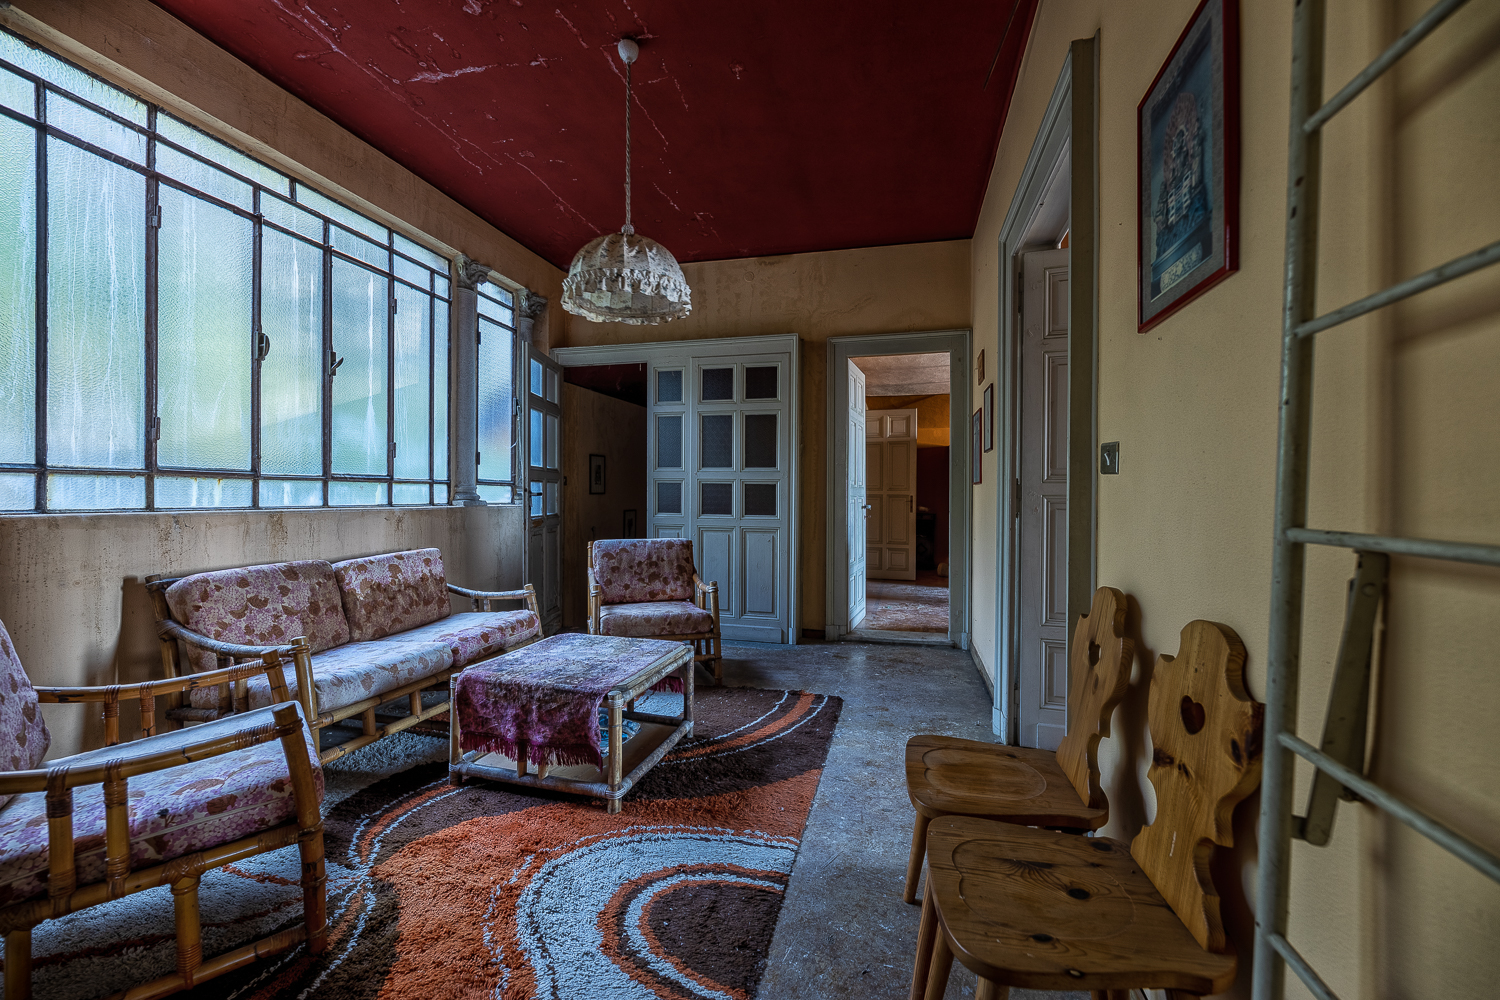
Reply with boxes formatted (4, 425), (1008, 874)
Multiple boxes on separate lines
(847, 362), (868, 629)
(1018, 248), (1070, 749)
(525, 348), (563, 632)
(866, 408), (919, 581)
(648, 353), (792, 642)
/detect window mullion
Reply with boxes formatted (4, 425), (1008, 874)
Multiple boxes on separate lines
(386, 264), (395, 504)
(143, 105), (159, 510)
(33, 76), (47, 512)
(250, 184), (263, 506)
(320, 210), (332, 506)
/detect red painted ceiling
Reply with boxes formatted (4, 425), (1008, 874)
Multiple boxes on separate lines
(149, 0), (1037, 267)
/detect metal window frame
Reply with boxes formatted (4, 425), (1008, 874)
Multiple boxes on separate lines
(1254, 1), (1500, 997)
(473, 279), (520, 504)
(0, 27), (454, 514)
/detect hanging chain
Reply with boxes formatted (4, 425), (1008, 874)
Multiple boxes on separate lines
(623, 59), (633, 234)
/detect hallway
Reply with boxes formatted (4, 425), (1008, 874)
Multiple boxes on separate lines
(863, 572), (950, 633)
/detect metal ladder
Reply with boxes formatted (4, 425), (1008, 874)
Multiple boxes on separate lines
(1255, 0), (1500, 998)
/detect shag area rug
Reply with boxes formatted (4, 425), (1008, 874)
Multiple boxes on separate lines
(863, 577), (949, 633)
(20, 687), (840, 1000)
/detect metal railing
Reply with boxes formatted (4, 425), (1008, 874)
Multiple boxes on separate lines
(1253, 1), (1500, 998)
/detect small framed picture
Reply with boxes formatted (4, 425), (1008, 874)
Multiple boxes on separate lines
(589, 453), (606, 494)
(622, 508), (638, 537)
(971, 409), (983, 485)
(976, 349), (985, 386)
(983, 383), (995, 452)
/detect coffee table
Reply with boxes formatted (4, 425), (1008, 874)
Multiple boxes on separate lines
(448, 633), (694, 813)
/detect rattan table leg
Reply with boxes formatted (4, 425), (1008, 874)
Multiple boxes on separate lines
(5, 928), (32, 1000)
(607, 692), (624, 814)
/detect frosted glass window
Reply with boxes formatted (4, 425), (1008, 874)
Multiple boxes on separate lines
(0, 473), (35, 511)
(394, 254), (429, 290)
(656, 369), (683, 404)
(393, 483), (429, 505)
(330, 259), (389, 476)
(156, 145), (252, 212)
(395, 233), (446, 271)
(434, 483), (449, 504)
(656, 415), (682, 468)
(656, 481), (682, 515)
(329, 480), (386, 506)
(529, 480), (542, 516)
(745, 366), (778, 400)
(701, 367), (733, 401)
(546, 413), (559, 470)
(701, 414), (733, 469)
(259, 479), (322, 507)
(0, 33), (143, 123)
(545, 480), (558, 515)
(0, 64), (32, 116)
(156, 114), (289, 195)
(479, 286), (513, 320)
(477, 315), (513, 483)
(433, 299), (449, 483)
(47, 473), (144, 510)
(530, 357), (543, 397)
(46, 92), (144, 162)
(745, 483), (776, 517)
(260, 194), (323, 243)
(545, 367), (559, 403)
(157, 188), (252, 470)
(477, 483), (510, 505)
(744, 414), (777, 469)
(434, 273), (450, 299)
(47, 140), (145, 469)
(0, 117), (36, 464)
(295, 184), (386, 242)
(332, 224), (388, 270)
(260, 229), (323, 475)
(155, 477), (252, 508)
(700, 482), (732, 516)
(393, 283), (431, 479)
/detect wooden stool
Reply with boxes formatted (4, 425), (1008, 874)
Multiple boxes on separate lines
(909, 620), (1261, 999)
(903, 586), (1133, 903)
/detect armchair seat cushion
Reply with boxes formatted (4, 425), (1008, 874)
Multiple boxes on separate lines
(396, 611), (542, 667)
(245, 634), (454, 714)
(0, 705), (323, 907)
(597, 600), (714, 638)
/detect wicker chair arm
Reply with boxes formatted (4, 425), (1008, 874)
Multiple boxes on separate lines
(155, 620), (302, 660)
(33, 654), (295, 706)
(447, 584), (532, 601)
(693, 574), (718, 594)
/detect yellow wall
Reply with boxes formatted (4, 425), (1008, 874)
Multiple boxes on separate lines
(555, 242), (972, 634)
(867, 394), (952, 447)
(972, 1), (1500, 997)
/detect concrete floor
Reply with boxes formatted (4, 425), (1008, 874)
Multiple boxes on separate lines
(721, 638), (1086, 1000)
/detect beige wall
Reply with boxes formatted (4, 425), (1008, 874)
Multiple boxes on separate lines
(867, 393), (952, 447)
(561, 385), (648, 630)
(554, 242), (972, 634)
(972, 1), (1500, 997)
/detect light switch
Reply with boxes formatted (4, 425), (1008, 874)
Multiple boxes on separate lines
(1100, 441), (1120, 475)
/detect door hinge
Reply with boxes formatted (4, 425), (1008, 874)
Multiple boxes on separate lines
(1014, 268), (1023, 315)
(476, 328), (481, 345)
(1013, 478), (1021, 517)
(151, 416), (161, 442)
(476, 450), (482, 466)
(254, 329), (271, 362)
(328, 350), (344, 378)
(389, 441), (397, 461)
(148, 205), (161, 229)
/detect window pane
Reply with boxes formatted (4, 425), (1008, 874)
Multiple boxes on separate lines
(701, 482), (732, 516)
(47, 139), (145, 469)
(47, 473), (144, 510)
(260, 229), (324, 475)
(394, 254), (429, 290)
(0, 32), (143, 122)
(295, 184), (385, 242)
(545, 480), (558, 515)
(656, 480), (681, 515)
(744, 414), (777, 469)
(330, 258), (389, 476)
(393, 482), (429, 505)
(433, 299), (449, 482)
(529, 356), (542, 397)
(155, 476), (252, 508)
(479, 286), (512, 319)
(393, 282), (431, 479)
(528, 408), (542, 470)
(434, 273), (450, 299)
(157, 114), (289, 195)
(0, 473), (35, 511)
(259, 478), (321, 507)
(701, 367), (733, 401)
(656, 369), (682, 404)
(329, 480), (386, 506)
(545, 367), (559, 403)
(745, 366), (778, 399)
(261, 193), (323, 243)
(157, 187), (252, 470)
(477, 316), (512, 483)
(434, 482), (449, 505)
(46, 91), (144, 162)
(0, 64), (33, 116)
(745, 482), (776, 517)
(477, 483), (510, 504)
(156, 145), (252, 211)
(332, 224), (387, 270)
(394, 233), (446, 271)
(0, 116), (36, 464)
(546, 412), (559, 470)
(701, 414), (732, 468)
(529, 479), (542, 516)
(656, 414), (681, 468)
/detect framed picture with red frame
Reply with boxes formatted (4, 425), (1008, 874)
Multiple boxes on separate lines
(1138, 0), (1239, 332)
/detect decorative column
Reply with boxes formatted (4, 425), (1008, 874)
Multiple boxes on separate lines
(516, 290), (548, 349)
(451, 255), (490, 506)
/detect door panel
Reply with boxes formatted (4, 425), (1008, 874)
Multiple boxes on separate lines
(742, 529), (778, 616)
(526, 347), (563, 632)
(866, 407), (918, 581)
(847, 361), (867, 630)
(1018, 248), (1070, 749)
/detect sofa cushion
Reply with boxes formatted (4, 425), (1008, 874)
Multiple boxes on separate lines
(592, 539), (695, 605)
(396, 611), (542, 667)
(0, 619), (49, 811)
(245, 633), (454, 714)
(165, 561), (351, 674)
(331, 548), (452, 643)
(597, 600), (714, 638)
(0, 703), (322, 907)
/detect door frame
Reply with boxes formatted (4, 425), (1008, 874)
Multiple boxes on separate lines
(552, 333), (801, 645)
(825, 330), (972, 648)
(994, 38), (1099, 743)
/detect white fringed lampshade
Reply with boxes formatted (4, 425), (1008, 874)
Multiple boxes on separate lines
(560, 229), (692, 325)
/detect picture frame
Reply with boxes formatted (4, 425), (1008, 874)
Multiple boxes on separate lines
(622, 508), (637, 538)
(982, 383), (995, 452)
(1137, 0), (1239, 332)
(588, 453), (606, 494)
(976, 349), (985, 386)
(971, 409), (983, 485)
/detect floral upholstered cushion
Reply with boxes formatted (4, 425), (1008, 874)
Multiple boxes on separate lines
(165, 561), (351, 675)
(244, 634), (454, 714)
(0, 704), (322, 906)
(331, 548), (452, 643)
(0, 619), (49, 811)
(395, 611), (542, 667)
(597, 600), (714, 638)
(591, 539), (696, 605)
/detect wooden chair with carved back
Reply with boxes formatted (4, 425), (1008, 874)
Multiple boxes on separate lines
(902, 586), (1134, 903)
(908, 619), (1263, 1000)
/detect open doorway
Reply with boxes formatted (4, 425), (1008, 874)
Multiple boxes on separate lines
(853, 354), (951, 636)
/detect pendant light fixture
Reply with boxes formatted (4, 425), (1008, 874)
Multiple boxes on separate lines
(560, 38), (692, 325)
